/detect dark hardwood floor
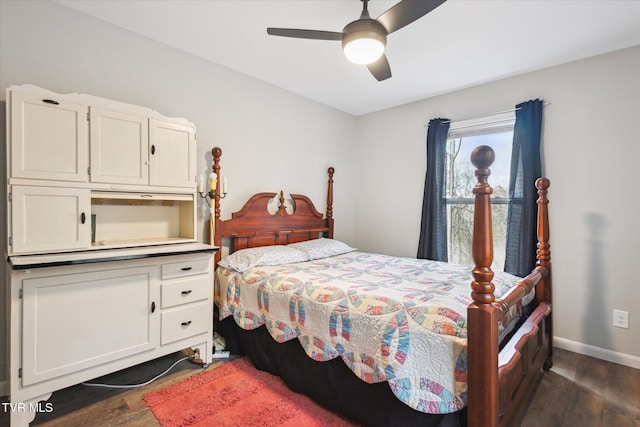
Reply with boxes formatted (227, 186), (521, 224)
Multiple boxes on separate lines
(520, 348), (639, 427)
(1, 347), (638, 426)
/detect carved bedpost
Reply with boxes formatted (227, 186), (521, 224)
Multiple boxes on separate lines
(470, 146), (496, 305)
(535, 178), (551, 296)
(467, 145), (500, 427)
(535, 177), (553, 370)
(211, 147), (222, 265)
(326, 167), (334, 239)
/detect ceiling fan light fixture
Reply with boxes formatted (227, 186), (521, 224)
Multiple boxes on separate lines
(343, 35), (385, 65)
(342, 19), (387, 65)
(267, 0), (448, 81)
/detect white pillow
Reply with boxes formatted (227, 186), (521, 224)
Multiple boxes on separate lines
(218, 245), (309, 273)
(288, 238), (356, 260)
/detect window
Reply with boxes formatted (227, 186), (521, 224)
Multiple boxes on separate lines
(444, 112), (514, 271)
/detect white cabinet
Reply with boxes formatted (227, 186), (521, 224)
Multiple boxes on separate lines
(8, 190), (196, 255)
(5, 85), (215, 427)
(6, 85), (200, 256)
(89, 107), (149, 185)
(7, 85), (196, 191)
(10, 186), (91, 254)
(149, 119), (196, 188)
(160, 257), (212, 345)
(21, 265), (159, 386)
(9, 91), (88, 183)
(7, 249), (215, 427)
(89, 110), (196, 188)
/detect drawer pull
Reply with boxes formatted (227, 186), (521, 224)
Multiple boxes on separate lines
(181, 267), (193, 271)
(80, 212), (86, 224)
(42, 99), (60, 105)
(181, 320), (192, 326)
(181, 290), (193, 296)
(151, 301), (156, 313)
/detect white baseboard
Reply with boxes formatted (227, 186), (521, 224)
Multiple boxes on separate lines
(554, 337), (640, 369)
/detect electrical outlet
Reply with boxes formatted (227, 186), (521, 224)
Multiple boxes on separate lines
(613, 309), (629, 329)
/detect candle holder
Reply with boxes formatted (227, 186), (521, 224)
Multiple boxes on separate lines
(199, 188), (227, 205)
(198, 147), (227, 207)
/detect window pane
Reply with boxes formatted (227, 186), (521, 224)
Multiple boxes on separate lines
(445, 131), (512, 199)
(445, 125), (513, 272)
(446, 203), (474, 265)
(446, 203), (508, 271)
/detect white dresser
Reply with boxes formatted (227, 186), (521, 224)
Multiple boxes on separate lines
(5, 85), (216, 426)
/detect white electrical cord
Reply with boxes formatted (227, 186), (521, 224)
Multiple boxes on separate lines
(81, 356), (191, 389)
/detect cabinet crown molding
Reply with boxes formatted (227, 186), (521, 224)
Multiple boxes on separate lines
(7, 84), (195, 126)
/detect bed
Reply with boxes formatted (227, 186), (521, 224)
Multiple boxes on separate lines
(209, 146), (552, 427)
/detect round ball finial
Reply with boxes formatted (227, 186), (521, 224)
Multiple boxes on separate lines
(212, 147), (222, 158)
(470, 145), (495, 169)
(328, 167), (335, 175)
(535, 177), (550, 190)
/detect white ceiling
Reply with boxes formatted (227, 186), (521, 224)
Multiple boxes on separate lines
(55, 0), (640, 116)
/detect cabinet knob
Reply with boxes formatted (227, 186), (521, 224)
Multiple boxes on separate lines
(181, 290), (193, 296)
(80, 212), (86, 224)
(151, 301), (156, 313)
(181, 321), (192, 326)
(151, 145), (156, 155)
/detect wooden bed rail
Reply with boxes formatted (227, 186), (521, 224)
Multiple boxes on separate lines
(494, 267), (545, 317)
(467, 146), (552, 427)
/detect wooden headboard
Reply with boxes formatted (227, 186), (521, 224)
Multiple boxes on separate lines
(209, 147), (334, 266)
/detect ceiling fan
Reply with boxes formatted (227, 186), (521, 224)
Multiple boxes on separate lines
(267, 0), (447, 81)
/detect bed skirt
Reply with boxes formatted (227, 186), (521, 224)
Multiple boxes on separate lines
(217, 316), (465, 427)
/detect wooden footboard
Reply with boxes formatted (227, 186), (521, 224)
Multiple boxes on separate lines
(467, 146), (552, 427)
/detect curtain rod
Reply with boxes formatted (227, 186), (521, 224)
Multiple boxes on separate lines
(436, 102), (550, 125)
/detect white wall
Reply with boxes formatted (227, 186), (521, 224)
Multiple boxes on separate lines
(355, 46), (640, 363)
(0, 0), (358, 391)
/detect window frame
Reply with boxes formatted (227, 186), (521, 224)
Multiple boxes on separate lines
(444, 111), (515, 269)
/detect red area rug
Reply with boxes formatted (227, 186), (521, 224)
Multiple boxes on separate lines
(143, 357), (357, 427)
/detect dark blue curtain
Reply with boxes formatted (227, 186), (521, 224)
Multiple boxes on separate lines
(417, 118), (450, 261)
(504, 99), (543, 276)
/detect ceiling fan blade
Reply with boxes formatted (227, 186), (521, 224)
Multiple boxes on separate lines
(377, 0), (447, 34)
(367, 54), (392, 81)
(267, 28), (343, 41)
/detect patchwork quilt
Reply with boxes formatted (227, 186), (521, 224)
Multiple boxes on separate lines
(215, 251), (527, 414)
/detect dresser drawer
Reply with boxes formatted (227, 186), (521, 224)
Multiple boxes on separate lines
(161, 256), (211, 279)
(161, 301), (210, 345)
(161, 275), (210, 308)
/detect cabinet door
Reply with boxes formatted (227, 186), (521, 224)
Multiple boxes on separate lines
(21, 265), (159, 386)
(149, 119), (195, 188)
(10, 186), (91, 254)
(90, 107), (149, 185)
(10, 91), (88, 182)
